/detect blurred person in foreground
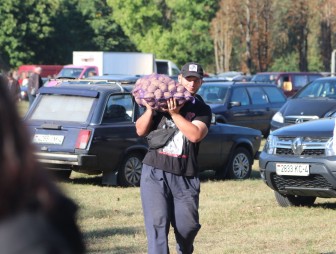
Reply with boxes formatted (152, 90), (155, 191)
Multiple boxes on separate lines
(136, 62), (212, 254)
(0, 74), (85, 254)
(27, 66), (43, 106)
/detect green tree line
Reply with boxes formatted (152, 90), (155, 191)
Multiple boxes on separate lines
(0, 0), (335, 74)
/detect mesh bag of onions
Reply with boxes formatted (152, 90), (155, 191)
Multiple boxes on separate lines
(132, 73), (194, 111)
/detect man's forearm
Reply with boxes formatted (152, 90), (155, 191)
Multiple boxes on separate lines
(170, 113), (208, 143)
(136, 108), (154, 136)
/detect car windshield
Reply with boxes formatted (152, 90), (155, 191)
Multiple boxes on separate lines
(57, 68), (83, 78)
(197, 84), (228, 104)
(297, 79), (336, 98)
(251, 74), (277, 83)
(29, 94), (95, 122)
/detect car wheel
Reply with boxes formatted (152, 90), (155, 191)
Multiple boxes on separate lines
(227, 147), (252, 179)
(274, 191), (316, 207)
(118, 153), (143, 187)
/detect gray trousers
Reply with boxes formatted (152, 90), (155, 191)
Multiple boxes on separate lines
(140, 164), (201, 254)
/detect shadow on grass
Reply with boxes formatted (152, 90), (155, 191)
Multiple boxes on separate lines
(313, 202), (336, 209)
(64, 174), (103, 186)
(199, 168), (262, 183)
(84, 227), (144, 254)
(64, 167), (262, 187)
(84, 226), (142, 239)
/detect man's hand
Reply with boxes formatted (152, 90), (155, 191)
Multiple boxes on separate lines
(163, 98), (185, 116)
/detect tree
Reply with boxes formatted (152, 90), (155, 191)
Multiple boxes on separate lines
(0, 0), (135, 69)
(312, 0), (336, 72)
(108, 0), (219, 70)
(0, 0), (59, 68)
(210, 0), (235, 73)
(47, 0), (136, 64)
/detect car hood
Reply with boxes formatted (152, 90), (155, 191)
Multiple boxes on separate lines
(281, 98), (336, 116)
(272, 118), (335, 137)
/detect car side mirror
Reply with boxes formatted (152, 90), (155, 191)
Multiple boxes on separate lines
(229, 101), (241, 108)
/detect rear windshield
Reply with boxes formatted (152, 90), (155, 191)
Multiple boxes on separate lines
(29, 94), (95, 122)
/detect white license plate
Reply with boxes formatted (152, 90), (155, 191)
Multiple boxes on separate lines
(276, 163), (310, 176)
(33, 134), (64, 145)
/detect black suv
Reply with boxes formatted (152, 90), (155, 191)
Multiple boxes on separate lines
(259, 118), (336, 207)
(271, 76), (336, 131)
(198, 81), (287, 136)
(25, 79), (262, 186)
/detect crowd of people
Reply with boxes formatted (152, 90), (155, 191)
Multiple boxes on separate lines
(2, 66), (44, 107)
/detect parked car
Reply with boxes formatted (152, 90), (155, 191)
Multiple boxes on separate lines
(271, 76), (336, 131)
(24, 80), (262, 186)
(216, 71), (244, 81)
(251, 72), (323, 97)
(197, 81), (287, 137)
(259, 117), (336, 207)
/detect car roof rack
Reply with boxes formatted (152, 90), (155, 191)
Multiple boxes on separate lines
(45, 78), (127, 92)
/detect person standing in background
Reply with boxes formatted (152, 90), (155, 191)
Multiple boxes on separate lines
(0, 74), (85, 254)
(6, 71), (21, 102)
(19, 71), (29, 87)
(27, 66), (43, 106)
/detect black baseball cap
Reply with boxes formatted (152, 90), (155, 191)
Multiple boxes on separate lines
(181, 62), (204, 79)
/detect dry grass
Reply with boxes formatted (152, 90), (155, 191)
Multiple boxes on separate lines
(60, 167), (336, 254)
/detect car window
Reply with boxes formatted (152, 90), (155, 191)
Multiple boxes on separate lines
(247, 87), (268, 105)
(262, 87), (286, 103)
(57, 68), (83, 78)
(308, 75), (322, 82)
(251, 74), (277, 83)
(30, 94), (95, 122)
(297, 80), (336, 98)
(197, 85), (228, 104)
(231, 87), (250, 105)
(103, 94), (133, 123)
(292, 75), (309, 88)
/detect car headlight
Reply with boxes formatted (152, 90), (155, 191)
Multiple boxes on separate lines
(325, 137), (336, 156)
(272, 111), (284, 123)
(264, 134), (278, 154)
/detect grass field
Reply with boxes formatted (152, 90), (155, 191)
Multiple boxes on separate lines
(18, 101), (336, 254)
(61, 168), (336, 254)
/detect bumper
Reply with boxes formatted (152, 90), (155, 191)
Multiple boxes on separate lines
(35, 152), (98, 170)
(259, 152), (336, 198)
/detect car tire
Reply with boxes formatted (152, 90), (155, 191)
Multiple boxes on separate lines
(118, 152), (143, 187)
(274, 191), (316, 207)
(227, 147), (252, 179)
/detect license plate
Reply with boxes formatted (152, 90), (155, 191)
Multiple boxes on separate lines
(276, 163), (309, 176)
(33, 134), (64, 145)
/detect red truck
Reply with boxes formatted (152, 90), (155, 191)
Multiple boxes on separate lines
(18, 65), (63, 79)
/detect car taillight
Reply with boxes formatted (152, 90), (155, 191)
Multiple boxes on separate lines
(76, 130), (91, 149)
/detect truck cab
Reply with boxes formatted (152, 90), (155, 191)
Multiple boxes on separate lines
(56, 65), (99, 79)
(155, 59), (180, 76)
